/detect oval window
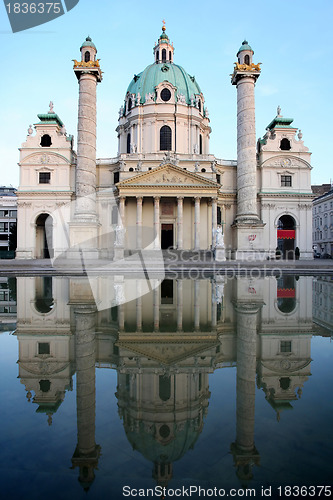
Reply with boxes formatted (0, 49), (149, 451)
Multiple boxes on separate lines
(161, 88), (171, 102)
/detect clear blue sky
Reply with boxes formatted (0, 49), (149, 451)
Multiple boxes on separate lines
(0, 0), (332, 187)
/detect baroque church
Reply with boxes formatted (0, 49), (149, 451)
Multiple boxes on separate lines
(16, 25), (314, 260)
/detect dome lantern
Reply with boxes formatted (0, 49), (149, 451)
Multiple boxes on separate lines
(153, 21), (174, 64)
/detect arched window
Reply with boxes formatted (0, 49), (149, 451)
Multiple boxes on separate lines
(159, 375), (171, 401)
(244, 54), (250, 65)
(280, 138), (291, 150)
(169, 50), (172, 61)
(160, 125), (172, 150)
(84, 51), (90, 62)
(128, 98), (132, 111)
(127, 133), (131, 154)
(156, 50), (159, 62)
(162, 48), (166, 63)
(40, 134), (52, 147)
(129, 167), (134, 172)
(198, 99), (202, 112)
(199, 134), (203, 154)
(201, 168), (206, 173)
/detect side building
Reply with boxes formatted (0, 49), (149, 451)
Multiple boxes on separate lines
(0, 186), (17, 258)
(312, 187), (333, 257)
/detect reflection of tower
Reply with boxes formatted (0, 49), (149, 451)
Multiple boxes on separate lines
(231, 296), (262, 481)
(71, 305), (100, 491)
(70, 37), (102, 258)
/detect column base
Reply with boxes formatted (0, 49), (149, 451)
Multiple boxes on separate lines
(114, 246), (125, 261)
(68, 220), (100, 261)
(231, 222), (266, 261)
(214, 247), (226, 261)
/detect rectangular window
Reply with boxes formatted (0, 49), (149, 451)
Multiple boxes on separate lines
(280, 341), (292, 353)
(281, 175), (292, 187)
(39, 172), (51, 184)
(9, 210), (17, 218)
(216, 174), (221, 184)
(0, 210), (8, 217)
(113, 171), (119, 184)
(38, 342), (50, 355)
(0, 222), (8, 232)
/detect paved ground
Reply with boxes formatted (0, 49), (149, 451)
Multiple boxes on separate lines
(0, 254), (332, 276)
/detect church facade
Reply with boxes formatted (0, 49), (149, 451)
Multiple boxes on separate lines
(16, 27), (314, 260)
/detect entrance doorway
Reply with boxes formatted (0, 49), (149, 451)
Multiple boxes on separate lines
(161, 223), (174, 249)
(277, 215), (295, 260)
(36, 213), (53, 258)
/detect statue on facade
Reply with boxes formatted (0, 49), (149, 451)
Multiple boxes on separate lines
(216, 226), (224, 247)
(49, 101), (54, 113)
(115, 225), (125, 246)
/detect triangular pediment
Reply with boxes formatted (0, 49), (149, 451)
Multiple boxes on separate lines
(117, 339), (219, 365)
(118, 164), (219, 189)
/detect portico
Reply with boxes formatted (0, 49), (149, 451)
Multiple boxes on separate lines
(116, 164), (221, 251)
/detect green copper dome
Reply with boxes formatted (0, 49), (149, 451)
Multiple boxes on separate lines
(80, 36), (97, 52)
(237, 40), (253, 55)
(126, 62), (202, 105)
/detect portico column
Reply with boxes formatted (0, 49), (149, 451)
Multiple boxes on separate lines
(212, 197), (218, 249)
(118, 196), (125, 226)
(154, 196), (161, 249)
(177, 279), (183, 331)
(194, 197), (201, 250)
(177, 196), (184, 250)
(136, 196), (143, 249)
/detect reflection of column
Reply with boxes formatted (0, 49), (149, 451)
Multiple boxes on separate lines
(72, 306), (100, 491)
(211, 279), (217, 329)
(136, 281), (142, 332)
(231, 302), (261, 481)
(177, 197), (184, 250)
(153, 282), (160, 332)
(194, 197), (201, 250)
(136, 196), (143, 249)
(194, 280), (200, 330)
(212, 197), (217, 248)
(154, 197), (161, 249)
(177, 279), (183, 331)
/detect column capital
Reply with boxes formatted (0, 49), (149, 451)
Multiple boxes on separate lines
(194, 196), (201, 202)
(136, 196), (143, 201)
(177, 196), (184, 201)
(154, 196), (161, 202)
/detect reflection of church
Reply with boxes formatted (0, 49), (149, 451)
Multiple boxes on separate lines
(16, 25), (313, 260)
(14, 274), (314, 489)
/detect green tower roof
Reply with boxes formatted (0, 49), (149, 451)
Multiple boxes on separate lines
(80, 36), (97, 52)
(237, 40), (253, 55)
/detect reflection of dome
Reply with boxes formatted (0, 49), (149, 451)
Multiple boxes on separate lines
(126, 63), (202, 105)
(125, 419), (201, 464)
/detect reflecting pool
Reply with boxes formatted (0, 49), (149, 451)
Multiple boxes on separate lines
(0, 275), (332, 499)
